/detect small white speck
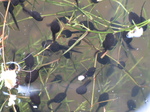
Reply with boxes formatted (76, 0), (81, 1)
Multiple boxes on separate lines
(78, 75), (85, 81)
(33, 105), (38, 108)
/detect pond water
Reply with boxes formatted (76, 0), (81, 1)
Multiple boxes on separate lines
(0, 0), (150, 112)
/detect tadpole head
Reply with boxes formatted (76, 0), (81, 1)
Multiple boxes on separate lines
(97, 51), (110, 65)
(103, 33), (116, 50)
(97, 93), (109, 108)
(127, 99), (136, 111)
(51, 75), (63, 83)
(63, 51), (71, 59)
(61, 30), (72, 38)
(68, 37), (81, 47)
(30, 92), (41, 106)
(117, 61), (126, 69)
(25, 70), (39, 83)
(85, 67), (96, 77)
(24, 53), (34, 69)
(129, 12), (140, 24)
(76, 85), (87, 95)
(49, 20), (60, 41)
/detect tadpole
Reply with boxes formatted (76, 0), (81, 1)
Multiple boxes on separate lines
(11, 0), (19, 6)
(103, 33), (117, 51)
(47, 72), (84, 111)
(22, 7), (43, 21)
(127, 99), (136, 111)
(47, 92), (67, 110)
(61, 30), (80, 38)
(128, 2), (147, 31)
(80, 21), (108, 32)
(131, 85), (141, 97)
(58, 16), (71, 24)
(97, 51), (110, 65)
(129, 12), (141, 25)
(80, 21), (99, 31)
(84, 67), (96, 77)
(25, 66), (46, 83)
(68, 37), (81, 47)
(117, 61), (126, 69)
(47, 20), (60, 42)
(42, 40), (82, 53)
(9, 105), (20, 112)
(51, 75), (62, 83)
(24, 53), (34, 69)
(3, 1), (19, 30)
(76, 79), (91, 95)
(95, 93), (109, 112)
(30, 92), (41, 106)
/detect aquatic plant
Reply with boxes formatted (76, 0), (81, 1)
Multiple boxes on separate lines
(0, 0), (149, 112)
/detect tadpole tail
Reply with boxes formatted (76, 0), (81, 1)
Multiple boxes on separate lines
(140, 1), (146, 18)
(52, 32), (56, 42)
(47, 99), (54, 110)
(64, 71), (85, 93)
(95, 106), (100, 112)
(75, 0), (78, 6)
(10, 12), (19, 30)
(22, 7), (32, 16)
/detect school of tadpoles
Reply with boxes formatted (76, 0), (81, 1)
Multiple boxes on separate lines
(0, 0), (149, 112)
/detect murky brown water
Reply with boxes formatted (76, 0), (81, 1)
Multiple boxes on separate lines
(0, 0), (150, 112)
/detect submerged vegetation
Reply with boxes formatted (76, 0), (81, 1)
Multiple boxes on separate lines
(0, 0), (150, 112)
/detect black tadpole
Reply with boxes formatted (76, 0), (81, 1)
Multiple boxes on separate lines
(126, 99), (136, 111)
(85, 67), (96, 77)
(24, 53), (34, 69)
(30, 92), (41, 106)
(51, 75), (62, 83)
(95, 93), (109, 112)
(131, 85), (141, 97)
(128, 2), (147, 31)
(96, 51), (111, 65)
(47, 20), (60, 42)
(42, 40), (82, 53)
(80, 21), (108, 32)
(25, 65), (47, 83)
(47, 71), (85, 111)
(117, 61), (126, 69)
(3, 1), (19, 30)
(103, 33), (117, 51)
(68, 37), (81, 47)
(76, 79), (91, 95)
(22, 7), (43, 21)
(47, 92), (67, 110)
(61, 30), (80, 38)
